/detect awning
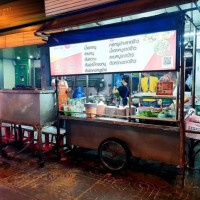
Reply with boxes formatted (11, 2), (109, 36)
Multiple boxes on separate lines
(47, 12), (182, 46)
(35, 0), (197, 35)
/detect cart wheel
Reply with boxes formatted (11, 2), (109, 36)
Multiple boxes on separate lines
(99, 139), (129, 171)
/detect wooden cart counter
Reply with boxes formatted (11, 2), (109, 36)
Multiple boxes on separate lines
(60, 115), (179, 132)
(61, 115), (181, 166)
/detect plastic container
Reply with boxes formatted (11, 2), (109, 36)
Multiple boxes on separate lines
(96, 102), (106, 117)
(73, 86), (86, 98)
(117, 107), (126, 118)
(63, 105), (69, 115)
(185, 120), (200, 140)
(196, 106), (200, 116)
(158, 113), (166, 118)
(106, 106), (117, 118)
(84, 103), (97, 118)
(125, 106), (136, 116)
(137, 106), (154, 114)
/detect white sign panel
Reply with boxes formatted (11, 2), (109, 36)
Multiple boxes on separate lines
(50, 30), (176, 75)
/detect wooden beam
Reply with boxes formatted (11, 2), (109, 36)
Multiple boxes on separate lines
(0, 30), (45, 49)
(37, 0), (197, 33)
(0, 25), (42, 36)
(0, 0), (46, 30)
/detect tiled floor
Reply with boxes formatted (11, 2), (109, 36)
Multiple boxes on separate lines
(0, 147), (199, 200)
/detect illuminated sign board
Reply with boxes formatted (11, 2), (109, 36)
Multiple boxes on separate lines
(50, 30), (176, 76)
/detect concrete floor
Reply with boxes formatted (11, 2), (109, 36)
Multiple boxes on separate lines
(0, 147), (199, 200)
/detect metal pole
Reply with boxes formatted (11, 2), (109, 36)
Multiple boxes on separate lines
(18, 125), (22, 146)
(176, 6), (199, 30)
(33, 65), (36, 88)
(192, 27), (197, 108)
(86, 75), (89, 103)
(139, 73), (141, 92)
(194, 2), (200, 14)
(176, 71), (180, 121)
(129, 73), (133, 118)
(55, 77), (61, 160)
(179, 16), (186, 170)
(138, 73), (142, 107)
(55, 77), (59, 112)
(36, 126), (44, 167)
(0, 121), (2, 148)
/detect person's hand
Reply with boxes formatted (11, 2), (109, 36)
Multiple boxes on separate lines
(157, 99), (162, 105)
(170, 103), (175, 110)
(52, 83), (56, 91)
(112, 86), (118, 94)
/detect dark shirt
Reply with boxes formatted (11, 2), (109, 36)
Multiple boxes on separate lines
(118, 85), (129, 106)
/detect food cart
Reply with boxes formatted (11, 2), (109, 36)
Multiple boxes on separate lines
(48, 12), (187, 173)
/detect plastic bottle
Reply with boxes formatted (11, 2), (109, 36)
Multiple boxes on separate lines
(68, 99), (72, 115)
(71, 99), (75, 116)
(64, 98), (67, 105)
(77, 99), (81, 113)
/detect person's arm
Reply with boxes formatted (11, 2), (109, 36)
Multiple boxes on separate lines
(65, 81), (69, 93)
(137, 84), (140, 93)
(170, 93), (189, 110)
(112, 86), (119, 94)
(184, 95), (189, 103)
(51, 79), (56, 91)
(157, 99), (162, 106)
(154, 77), (159, 92)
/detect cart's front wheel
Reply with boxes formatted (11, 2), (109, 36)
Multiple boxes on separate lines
(99, 139), (129, 171)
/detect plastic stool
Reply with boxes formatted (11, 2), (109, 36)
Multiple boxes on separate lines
(41, 126), (66, 154)
(1, 123), (13, 144)
(21, 126), (35, 149)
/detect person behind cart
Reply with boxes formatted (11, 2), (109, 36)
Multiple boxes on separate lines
(157, 72), (175, 107)
(51, 76), (68, 91)
(51, 76), (69, 110)
(112, 75), (129, 106)
(158, 72), (189, 108)
(51, 76), (69, 128)
(140, 73), (158, 107)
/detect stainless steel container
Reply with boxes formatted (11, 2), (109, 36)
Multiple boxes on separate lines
(0, 90), (57, 126)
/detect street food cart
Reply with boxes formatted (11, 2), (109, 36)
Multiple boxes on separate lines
(47, 12), (188, 173)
